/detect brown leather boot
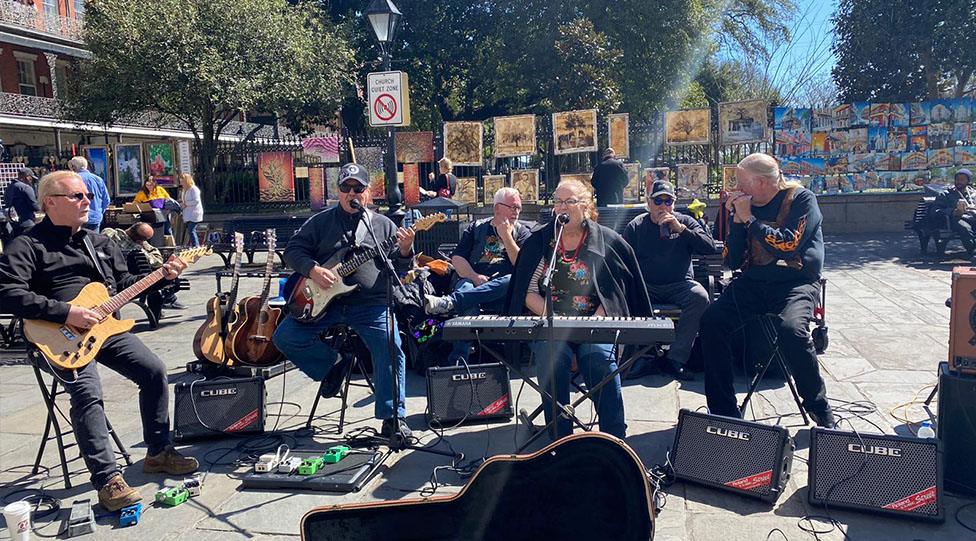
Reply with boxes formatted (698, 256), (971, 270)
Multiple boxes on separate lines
(97, 474), (142, 512)
(144, 445), (199, 475)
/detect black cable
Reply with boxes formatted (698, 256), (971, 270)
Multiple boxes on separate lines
(955, 501), (976, 533)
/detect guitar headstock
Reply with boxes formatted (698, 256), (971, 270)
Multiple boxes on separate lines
(176, 246), (213, 265)
(413, 212), (447, 232)
(233, 232), (244, 254)
(265, 228), (276, 252)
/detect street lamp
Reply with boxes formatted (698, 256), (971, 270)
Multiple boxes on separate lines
(366, 0), (403, 214)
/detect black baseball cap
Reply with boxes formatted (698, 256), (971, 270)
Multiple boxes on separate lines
(338, 163), (369, 187)
(17, 167), (36, 180)
(649, 180), (675, 199)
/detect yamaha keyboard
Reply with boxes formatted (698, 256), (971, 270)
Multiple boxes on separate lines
(442, 315), (674, 345)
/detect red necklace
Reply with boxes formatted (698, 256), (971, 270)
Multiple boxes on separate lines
(558, 228), (587, 263)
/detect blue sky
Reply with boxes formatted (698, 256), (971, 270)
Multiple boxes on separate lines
(774, 0), (838, 79)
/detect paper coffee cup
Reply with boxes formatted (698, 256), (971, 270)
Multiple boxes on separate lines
(2, 500), (31, 540)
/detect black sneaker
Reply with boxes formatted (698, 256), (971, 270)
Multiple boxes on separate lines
(624, 358), (660, 380)
(809, 408), (836, 429)
(319, 355), (352, 398)
(380, 418), (413, 440)
(657, 357), (694, 381)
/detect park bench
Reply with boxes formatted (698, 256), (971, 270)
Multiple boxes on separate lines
(125, 249), (191, 329)
(209, 216), (309, 268)
(904, 193), (966, 258)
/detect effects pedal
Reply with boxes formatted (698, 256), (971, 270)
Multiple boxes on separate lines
(65, 499), (95, 538)
(182, 475), (203, 497)
(254, 453), (281, 473)
(119, 503), (142, 527)
(323, 445), (351, 464)
(278, 456), (303, 474)
(298, 457), (324, 476)
(155, 487), (190, 507)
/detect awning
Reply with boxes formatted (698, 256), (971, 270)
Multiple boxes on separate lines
(0, 30), (90, 58)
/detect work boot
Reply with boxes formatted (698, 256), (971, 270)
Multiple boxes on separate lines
(425, 295), (455, 315)
(97, 473), (142, 512)
(144, 445), (199, 475)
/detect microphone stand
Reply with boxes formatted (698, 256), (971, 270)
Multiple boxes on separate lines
(538, 216), (568, 441)
(360, 207), (457, 459)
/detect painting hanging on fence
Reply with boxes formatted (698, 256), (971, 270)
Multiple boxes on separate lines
(887, 128), (908, 152)
(812, 132), (829, 154)
(722, 165), (738, 192)
(146, 143), (176, 186)
(82, 146), (109, 184)
(302, 134), (340, 163)
(356, 146), (386, 199)
(325, 167), (340, 200)
(443, 122), (483, 166)
(456, 176), (478, 203)
(308, 167), (325, 211)
(867, 127), (888, 152)
(928, 149), (955, 169)
(719, 100), (767, 144)
(911, 102), (931, 126)
(608, 113), (630, 157)
(623, 162), (641, 201)
(850, 102), (870, 127)
(833, 104), (852, 129)
(114, 143), (144, 195)
(511, 169), (539, 202)
(395, 132), (434, 163)
(774, 107), (811, 131)
(955, 147), (976, 165)
(553, 109), (598, 155)
(666, 109), (710, 145)
(403, 163), (421, 206)
(257, 152), (295, 202)
(493, 115), (536, 158)
(676, 163), (707, 199)
(889, 103), (910, 128)
(868, 103), (889, 127)
(482, 175), (506, 203)
(812, 108), (833, 131)
(644, 167), (671, 196)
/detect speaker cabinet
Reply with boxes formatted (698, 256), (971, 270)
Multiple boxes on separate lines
(426, 363), (513, 427)
(949, 267), (976, 374)
(938, 361), (976, 496)
(174, 376), (266, 441)
(808, 427), (943, 522)
(670, 409), (793, 502)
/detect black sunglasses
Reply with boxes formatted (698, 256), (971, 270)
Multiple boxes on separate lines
(51, 192), (93, 202)
(338, 183), (367, 194)
(651, 196), (674, 206)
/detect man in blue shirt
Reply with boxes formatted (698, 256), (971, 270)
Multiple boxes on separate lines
(69, 156), (110, 231)
(2, 167), (39, 238)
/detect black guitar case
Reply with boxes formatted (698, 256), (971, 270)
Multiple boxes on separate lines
(301, 432), (655, 541)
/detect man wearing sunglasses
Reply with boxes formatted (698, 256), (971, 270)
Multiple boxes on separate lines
(0, 171), (196, 512)
(273, 163), (417, 439)
(622, 179), (716, 381)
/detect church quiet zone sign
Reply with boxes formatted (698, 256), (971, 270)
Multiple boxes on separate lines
(367, 71), (411, 127)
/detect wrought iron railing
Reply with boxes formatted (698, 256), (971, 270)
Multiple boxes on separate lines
(0, 0), (83, 42)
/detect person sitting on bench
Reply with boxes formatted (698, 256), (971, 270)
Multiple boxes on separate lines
(934, 168), (976, 255)
(424, 187), (530, 365)
(102, 222), (184, 309)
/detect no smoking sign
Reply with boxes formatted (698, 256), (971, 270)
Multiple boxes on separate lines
(367, 71), (411, 127)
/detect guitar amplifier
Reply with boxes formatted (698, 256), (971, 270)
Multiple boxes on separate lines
(670, 409), (793, 502)
(426, 363), (513, 427)
(949, 266), (976, 374)
(938, 362), (976, 495)
(174, 377), (267, 442)
(808, 427), (944, 522)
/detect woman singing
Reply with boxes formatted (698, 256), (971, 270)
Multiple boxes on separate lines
(504, 179), (651, 439)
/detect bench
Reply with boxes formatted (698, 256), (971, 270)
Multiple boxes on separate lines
(210, 216), (309, 268)
(904, 196), (965, 258)
(125, 250), (191, 329)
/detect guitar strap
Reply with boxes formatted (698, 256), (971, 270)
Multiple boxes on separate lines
(82, 234), (115, 295)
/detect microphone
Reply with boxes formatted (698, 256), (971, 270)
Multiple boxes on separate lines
(555, 213), (570, 226)
(349, 200), (363, 211)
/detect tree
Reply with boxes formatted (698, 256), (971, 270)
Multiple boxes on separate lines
(69, 0), (354, 194)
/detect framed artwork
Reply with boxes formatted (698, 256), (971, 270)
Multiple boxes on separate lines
(395, 132), (434, 163)
(257, 151), (295, 202)
(623, 162), (641, 202)
(355, 146), (386, 199)
(493, 115), (536, 158)
(909, 127), (928, 151)
(719, 100), (768, 144)
(800, 157), (826, 176)
(559, 173), (593, 194)
(955, 146), (976, 166)
(402, 163), (421, 206)
(911, 102), (932, 126)
(482, 174), (506, 203)
(847, 128), (869, 154)
(889, 103), (910, 128)
(828, 130), (849, 153)
(722, 165), (738, 192)
(552, 109), (598, 155)
(643, 167), (671, 197)
(666, 109), (710, 145)
(812, 108), (833, 132)
(953, 123), (972, 144)
(511, 169), (539, 202)
(826, 155), (849, 175)
(774, 107), (811, 131)
(325, 167), (340, 201)
(308, 166), (326, 211)
(848, 153), (875, 173)
(867, 127), (888, 152)
(812, 132), (829, 154)
(930, 99), (965, 123)
(928, 149), (954, 169)
(775, 130), (812, 156)
(81, 145), (109, 183)
(887, 128), (908, 152)
(146, 142), (176, 186)
(608, 113), (630, 157)
(676, 163), (707, 199)
(833, 104), (852, 129)
(902, 151), (928, 170)
(455, 176), (478, 203)
(177, 140), (192, 173)
(302, 134), (340, 163)
(875, 152), (900, 171)
(868, 103), (890, 127)
(850, 102), (870, 127)
(114, 143), (144, 195)
(443, 122), (483, 166)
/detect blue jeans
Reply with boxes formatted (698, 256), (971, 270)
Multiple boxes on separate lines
(529, 341), (626, 439)
(447, 274), (511, 364)
(273, 304), (406, 419)
(185, 221), (199, 247)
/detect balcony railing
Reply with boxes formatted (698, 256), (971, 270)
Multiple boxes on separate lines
(0, 0), (84, 42)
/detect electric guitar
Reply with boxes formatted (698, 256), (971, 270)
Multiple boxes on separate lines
(284, 212), (446, 323)
(193, 232), (244, 365)
(25, 246), (212, 371)
(226, 230), (284, 366)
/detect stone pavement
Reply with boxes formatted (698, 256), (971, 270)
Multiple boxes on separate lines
(1, 232), (973, 540)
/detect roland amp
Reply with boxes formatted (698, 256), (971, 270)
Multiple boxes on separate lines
(174, 377), (267, 442)
(670, 409), (793, 502)
(426, 363), (513, 427)
(808, 427), (943, 522)
(948, 266), (976, 374)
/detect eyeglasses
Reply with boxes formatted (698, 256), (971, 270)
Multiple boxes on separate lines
(651, 196), (674, 206)
(496, 201), (522, 212)
(50, 192), (93, 202)
(553, 198), (581, 207)
(338, 183), (368, 194)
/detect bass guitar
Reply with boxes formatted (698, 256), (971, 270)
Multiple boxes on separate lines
(226, 229), (284, 366)
(285, 212), (446, 322)
(193, 232), (245, 365)
(25, 246), (212, 371)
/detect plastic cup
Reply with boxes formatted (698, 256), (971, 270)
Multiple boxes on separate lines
(3, 500), (31, 541)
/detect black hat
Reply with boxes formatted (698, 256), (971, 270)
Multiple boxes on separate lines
(649, 179), (675, 199)
(338, 163), (369, 187)
(17, 167), (36, 180)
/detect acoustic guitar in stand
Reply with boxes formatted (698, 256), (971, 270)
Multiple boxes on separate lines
(285, 212), (446, 322)
(193, 232), (244, 365)
(24, 246), (212, 372)
(226, 229), (284, 366)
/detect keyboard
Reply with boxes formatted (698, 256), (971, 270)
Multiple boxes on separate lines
(442, 315), (674, 345)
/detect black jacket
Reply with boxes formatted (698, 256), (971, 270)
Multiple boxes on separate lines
(590, 158), (628, 207)
(2, 179), (38, 226)
(623, 211), (717, 285)
(0, 217), (149, 323)
(503, 219), (652, 318)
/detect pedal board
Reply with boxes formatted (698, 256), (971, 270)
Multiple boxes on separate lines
(241, 448), (388, 493)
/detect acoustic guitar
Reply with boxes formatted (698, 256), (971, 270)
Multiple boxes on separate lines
(226, 230), (284, 366)
(193, 232), (245, 365)
(300, 432), (655, 541)
(24, 246), (212, 372)
(285, 212), (446, 322)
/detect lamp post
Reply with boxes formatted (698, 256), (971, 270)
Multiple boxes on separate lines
(366, 0), (403, 215)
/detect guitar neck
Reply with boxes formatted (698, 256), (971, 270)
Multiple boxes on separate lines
(226, 250), (245, 307)
(99, 268), (167, 315)
(336, 232), (399, 278)
(257, 251), (276, 310)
